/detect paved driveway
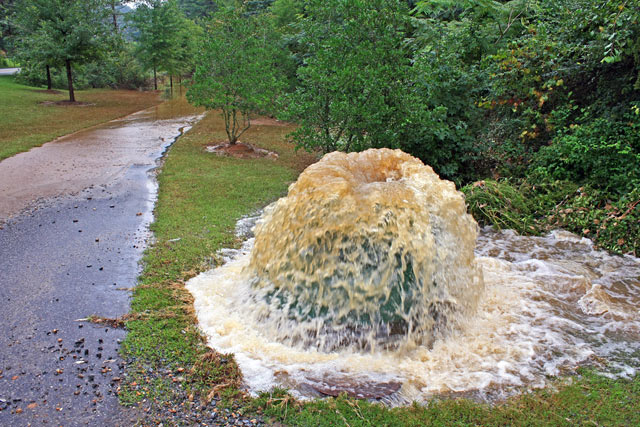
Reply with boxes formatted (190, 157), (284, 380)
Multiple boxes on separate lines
(0, 100), (203, 426)
(0, 67), (20, 76)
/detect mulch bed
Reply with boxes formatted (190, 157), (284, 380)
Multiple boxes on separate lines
(205, 142), (278, 160)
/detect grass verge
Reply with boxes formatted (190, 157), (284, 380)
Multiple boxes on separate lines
(122, 112), (638, 425)
(118, 110), (315, 423)
(0, 75), (161, 161)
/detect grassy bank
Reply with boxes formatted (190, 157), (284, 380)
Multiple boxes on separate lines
(118, 111), (315, 422)
(122, 110), (638, 426)
(462, 179), (640, 256)
(0, 75), (161, 161)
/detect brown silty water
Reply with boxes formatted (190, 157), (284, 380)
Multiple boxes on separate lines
(187, 149), (640, 403)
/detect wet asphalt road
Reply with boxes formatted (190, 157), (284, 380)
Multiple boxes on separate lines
(0, 101), (202, 426)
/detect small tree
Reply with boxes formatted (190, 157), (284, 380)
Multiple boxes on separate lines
(128, 0), (183, 90)
(11, 0), (111, 102)
(187, 5), (284, 144)
(281, 0), (415, 153)
(165, 16), (203, 94)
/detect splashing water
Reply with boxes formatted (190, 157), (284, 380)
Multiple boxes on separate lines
(248, 149), (483, 352)
(186, 149), (640, 403)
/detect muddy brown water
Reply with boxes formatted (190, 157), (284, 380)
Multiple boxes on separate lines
(0, 98), (202, 222)
(0, 98), (203, 426)
(187, 153), (640, 405)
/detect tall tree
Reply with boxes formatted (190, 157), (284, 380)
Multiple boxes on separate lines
(11, 0), (111, 101)
(165, 16), (203, 93)
(128, 0), (183, 90)
(187, 4), (285, 144)
(282, 0), (415, 153)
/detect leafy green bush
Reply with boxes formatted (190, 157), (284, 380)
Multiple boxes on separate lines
(15, 47), (150, 90)
(532, 110), (640, 195)
(463, 178), (639, 255)
(188, 4), (284, 144)
(462, 179), (539, 234)
(0, 56), (18, 68)
(462, 178), (578, 234)
(545, 187), (640, 255)
(281, 0), (414, 153)
(402, 48), (485, 184)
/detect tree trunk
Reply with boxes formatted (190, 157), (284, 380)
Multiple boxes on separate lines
(111, 1), (118, 32)
(65, 60), (75, 102)
(170, 75), (173, 95)
(153, 67), (157, 90)
(46, 65), (52, 91)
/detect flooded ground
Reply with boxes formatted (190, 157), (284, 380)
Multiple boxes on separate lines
(0, 97), (202, 221)
(0, 98), (202, 425)
(188, 214), (640, 405)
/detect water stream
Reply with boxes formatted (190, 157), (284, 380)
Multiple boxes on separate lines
(187, 149), (640, 404)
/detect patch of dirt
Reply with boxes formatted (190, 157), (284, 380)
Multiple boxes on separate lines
(32, 89), (64, 94)
(39, 100), (96, 107)
(205, 142), (278, 160)
(251, 117), (290, 127)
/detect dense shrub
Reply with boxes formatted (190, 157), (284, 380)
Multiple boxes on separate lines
(282, 0), (414, 154)
(15, 48), (150, 90)
(463, 179), (639, 255)
(531, 109), (640, 195)
(0, 56), (17, 68)
(401, 49), (486, 184)
(546, 186), (640, 255)
(462, 179), (540, 234)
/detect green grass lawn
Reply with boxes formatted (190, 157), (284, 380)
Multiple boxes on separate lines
(121, 110), (639, 426)
(0, 75), (161, 161)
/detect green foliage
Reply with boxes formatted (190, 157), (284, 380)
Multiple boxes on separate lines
(10, 0), (114, 101)
(403, 45), (485, 182)
(16, 44), (149, 90)
(187, 4), (285, 144)
(246, 0), (276, 14)
(165, 17), (203, 79)
(532, 108), (640, 195)
(480, 0), (640, 167)
(282, 0), (414, 153)
(414, 0), (532, 57)
(462, 178), (640, 255)
(546, 186), (640, 255)
(270, 0), (302, 30)
(463, 179), (540, 234)
(0, 0), (14, 53)
(0, 55), (17, 68)
(128, 0), (186, 89)
(176, 0), (218, 19)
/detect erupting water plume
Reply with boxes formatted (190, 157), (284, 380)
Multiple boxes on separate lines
(247, 149), (483, 351)
(187, 148), (640, 403)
